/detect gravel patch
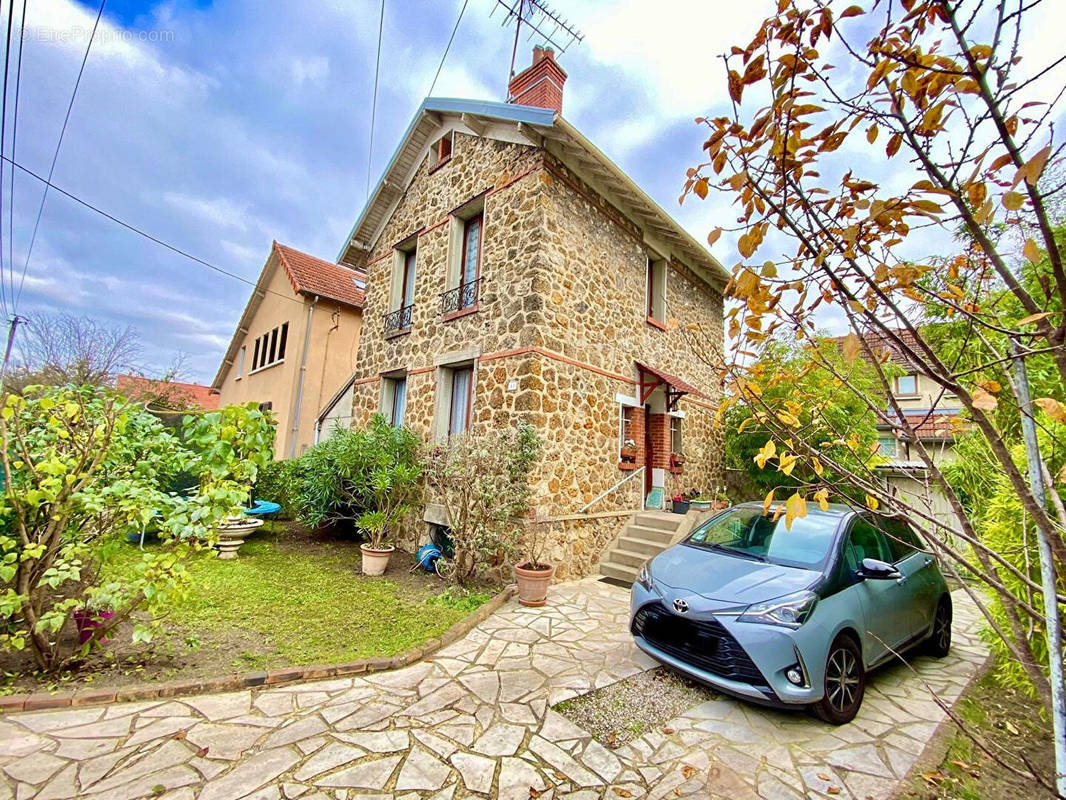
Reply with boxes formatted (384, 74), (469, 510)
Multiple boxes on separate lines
(553, 667), (718, 748)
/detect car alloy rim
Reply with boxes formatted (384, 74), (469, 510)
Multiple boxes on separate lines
(826, 648), (860, 712)
(936, 606), (951, 650)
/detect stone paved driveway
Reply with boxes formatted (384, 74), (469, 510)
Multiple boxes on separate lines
(0, 578), (987, 800)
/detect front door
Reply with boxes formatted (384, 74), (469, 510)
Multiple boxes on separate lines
(644, 404), (654, 499)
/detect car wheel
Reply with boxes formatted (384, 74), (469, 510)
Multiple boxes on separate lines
(925, 597), (952, 658)
(814, 636), (865, 724)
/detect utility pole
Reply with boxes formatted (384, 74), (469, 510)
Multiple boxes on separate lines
(0, 313), (22, 393)
(1011, 336), (1066, 796)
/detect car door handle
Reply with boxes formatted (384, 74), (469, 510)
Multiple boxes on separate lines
(896, 575), (908, 586)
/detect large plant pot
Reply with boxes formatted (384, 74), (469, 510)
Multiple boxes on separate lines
(361, 544), (395, 576)
(514, 561), (555, 607)
(671, 499), (690, 514)
(215, 517), (263, 560)
(690, 499), (712, 510)
(74, 610), (115, 645)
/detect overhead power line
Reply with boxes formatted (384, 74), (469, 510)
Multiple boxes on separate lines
(0, 0), (16, 317)
(7, 0), (26, 311)
(14, 0), (106, 313)
(427, 0), (470, 97)
(1, 155), (307, 309)
(365, 0), (385, 201)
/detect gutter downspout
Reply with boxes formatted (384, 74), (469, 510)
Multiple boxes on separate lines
(289, 295), (318, 459)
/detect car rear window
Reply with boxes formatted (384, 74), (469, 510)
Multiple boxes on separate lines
(685, 507), (841, 569)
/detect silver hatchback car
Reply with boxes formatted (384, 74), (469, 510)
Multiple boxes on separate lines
(630, 503), (952, 723)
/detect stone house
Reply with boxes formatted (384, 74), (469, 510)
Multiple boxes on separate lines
(212, 241), (365, 459)
(334, 48), (728, 577)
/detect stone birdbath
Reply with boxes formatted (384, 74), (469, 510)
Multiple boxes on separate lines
(214, 516), (263, 560)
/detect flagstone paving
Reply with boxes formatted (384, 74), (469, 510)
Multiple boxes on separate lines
(0, 578), (987, 799)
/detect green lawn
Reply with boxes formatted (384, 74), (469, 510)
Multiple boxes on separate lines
(104, 526), (489, 669)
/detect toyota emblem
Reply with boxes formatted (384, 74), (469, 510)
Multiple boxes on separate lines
(673, 598), (689, 614)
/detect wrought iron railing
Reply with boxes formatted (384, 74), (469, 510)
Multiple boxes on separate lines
(383, 304), (413, 334)
(440, 278), (481, 315)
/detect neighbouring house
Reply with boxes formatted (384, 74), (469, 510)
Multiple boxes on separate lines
(335, 47), (728, 577)
(842, 328), (964, 533)
(211, 240), (365, 458)
(116, 374), (219, 411)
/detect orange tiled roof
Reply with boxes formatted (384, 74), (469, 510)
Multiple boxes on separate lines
(116, 375), (220, 410)
(273, 241), (365, 309)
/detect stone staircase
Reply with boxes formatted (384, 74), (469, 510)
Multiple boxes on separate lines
(598, 510), (690, 584)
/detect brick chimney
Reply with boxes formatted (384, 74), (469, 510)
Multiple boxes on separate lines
(507, 46), (567, 114)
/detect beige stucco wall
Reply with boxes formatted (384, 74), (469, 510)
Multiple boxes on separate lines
(215, 255), (361, 458)
(894, 372), (963, 413)
(345, 130), (725, 577)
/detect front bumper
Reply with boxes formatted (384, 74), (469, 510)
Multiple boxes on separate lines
(630, 581), (829, 707)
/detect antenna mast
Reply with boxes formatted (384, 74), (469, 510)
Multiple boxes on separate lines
(491, 0), (584, 96)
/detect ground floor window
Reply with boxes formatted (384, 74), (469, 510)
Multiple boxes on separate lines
(670, 416), (683, 455)
(383, 374), (407, 427)
(448, 366), (473, 436)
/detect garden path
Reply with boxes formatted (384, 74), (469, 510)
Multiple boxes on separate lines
(0, 578), (988, 799)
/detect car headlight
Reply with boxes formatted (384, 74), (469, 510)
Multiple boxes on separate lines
(738, 590), (818, 629)
(636, 561), (653, 590)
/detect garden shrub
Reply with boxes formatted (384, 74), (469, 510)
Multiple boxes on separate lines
(423, 422), (541, 584)
(290, 415), (422, 544)
(254, 459), (300, 518)
(0, 387), (273, 671)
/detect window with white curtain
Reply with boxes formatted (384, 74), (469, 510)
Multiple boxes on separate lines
(448, 367), (473, 436)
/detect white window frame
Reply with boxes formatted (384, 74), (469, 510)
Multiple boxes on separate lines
(381, 372), (408, 427)
(249, 322), (289, 374)
(236, 346), (246, 380)
(432, 355), (478, 440)
(894, 373), (918, 396)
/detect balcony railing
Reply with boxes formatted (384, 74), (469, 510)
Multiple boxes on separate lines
(440, 278), (481, 316)
(383, 304), (413, 335)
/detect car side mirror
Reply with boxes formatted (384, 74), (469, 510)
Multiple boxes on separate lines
(857, 557), (902, 580)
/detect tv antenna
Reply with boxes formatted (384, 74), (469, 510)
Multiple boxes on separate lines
(491, 0), (584, 92)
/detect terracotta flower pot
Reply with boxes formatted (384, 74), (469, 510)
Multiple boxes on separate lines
(361, 544), (395, 576)
(514, 561), (555, 607)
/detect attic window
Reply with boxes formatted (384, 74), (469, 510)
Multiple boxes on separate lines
(430, 132), (453, 170)
(251, 322), (288, 372)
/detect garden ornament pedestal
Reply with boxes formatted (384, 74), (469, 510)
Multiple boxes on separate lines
(215, 517), (263, 560)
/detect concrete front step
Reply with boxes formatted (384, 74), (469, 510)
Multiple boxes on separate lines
(632, 511), (683, 532)
(607, 548), (647, 568)
(599, 561), (639, 584)
(625, 524), (676, 544)
(616, 535), (666, 556)
(597, 510), (689, 585)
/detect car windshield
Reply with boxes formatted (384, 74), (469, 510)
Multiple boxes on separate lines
(684, 507), (840, 569)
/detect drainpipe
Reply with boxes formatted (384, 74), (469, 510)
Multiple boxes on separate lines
(289, 295), (318, 459)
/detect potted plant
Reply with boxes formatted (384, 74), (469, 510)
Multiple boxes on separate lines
(619, 438), (638, 463)
(670, 453), (686, 469)
(356, 418), (423, 576)
(671, 494), (690, 514)
(689, 489), (712, 510)
(711, 488), (731, 511)
(515, 514), (554, 607)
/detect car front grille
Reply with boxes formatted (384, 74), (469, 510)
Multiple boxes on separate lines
(632, 602), (768, 686)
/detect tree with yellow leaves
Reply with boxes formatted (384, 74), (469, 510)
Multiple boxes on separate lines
(683, 0), (1066, 790)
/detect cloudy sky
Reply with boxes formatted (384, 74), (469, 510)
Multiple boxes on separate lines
(5, 0), (1063, 384)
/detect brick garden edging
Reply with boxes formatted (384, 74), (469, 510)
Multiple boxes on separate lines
(0, 585), (517, 715)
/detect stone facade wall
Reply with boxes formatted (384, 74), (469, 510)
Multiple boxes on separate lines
(344, 126), (725, 577)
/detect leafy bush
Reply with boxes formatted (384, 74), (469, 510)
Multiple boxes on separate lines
(183, 403), (276, 498)
(423, 422), (540, 583)
(254, 458), (301, 518)
(290, 416), (421, 547)
(0, 386), (263, 671)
